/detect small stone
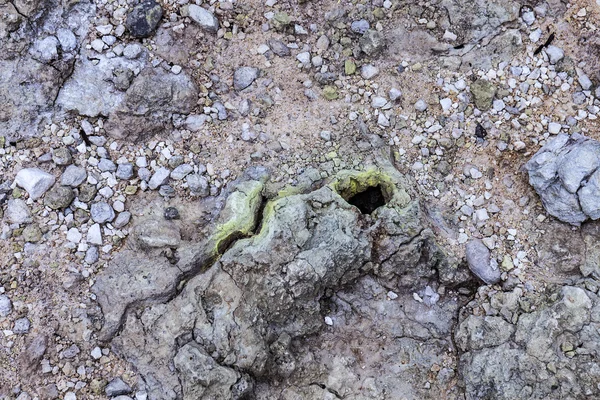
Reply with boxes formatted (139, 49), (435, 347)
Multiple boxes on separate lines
(521, 9), (535, 25)
(91, 347), (102, 360)
(389, 88), (402, 101)
(267, 39), (290, 57)
(545, 45), (564, 65)
(359, 30), (384, 56)
(44, 186), (75, 210)
(116, 164), (134, 180)
(22, 224), (42, 243)
(440, 98), (452, 111)
(62, 344), (80, 359)
(470, 79), (496, 111)
(465, 239), (501, 285)
(114, 212), (132, 229)
(188, 4), (219, 33)
(351, 19), (370, 34)
(324, 316), (333, 326)
(6, 199), (32, 224)
(126, 0), (163, 38)
(52, 148), (72, 165)
(360, 64), (379, 79)
(61, 165), (87, 187)
(87, 223), (102, 245)
(123, 43), (142, 59)
(67, 228), (82, 243)
(85, 246), (99, 264)
(13, 318), (31, 334)
(415, 100), (428, 112)
(90, 202), (115, 224)
(105, 378), (132, 397)
(57, 28), (77, 52)
(164, 207), (180, 220)
(170, 164), (193, 180)
(548, 122), (562, 134)
(148, 167), (171, 190)
(98, 159), (117, 172)
(187, 174), (209, 197)
(185, 114), (210, 132)
(15, 168), (55, 200)
(578, 74), (593, 91)
(0, 295), (12, 317)
(233, 67), (259, 91)
(344, 60), (356, 75)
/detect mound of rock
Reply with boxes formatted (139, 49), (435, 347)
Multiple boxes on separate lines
(96, 163), (470, 399)
(525, 133), (600, 225)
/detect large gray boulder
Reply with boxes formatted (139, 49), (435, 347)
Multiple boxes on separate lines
(525, 133), (600, 225)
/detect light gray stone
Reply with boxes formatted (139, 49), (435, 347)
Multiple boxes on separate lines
(61, 165), (87, 187)
(233, 67), (259, 91)
(6, 199), (32, 224)
(545, 45), (564, 64)
(15, 168), (55, 200)
(148, 167), (171, 190)
(188, 5), (219, 33)
(90, 202), (116, 224)
(465, 239), (501, 284)
(105, 377), (132, 397)
(0, 295), (12, 317)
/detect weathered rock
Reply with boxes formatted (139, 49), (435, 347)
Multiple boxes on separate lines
(105, 377), (132, 397)
(44, 186), (74, 210)
(126, 1), (163, 38)
(465, 239), (501, 284)
(359, 30), (385, 56)
(105, 68), (198, 141)
(15, 168), (55, 200)
(268, 39), (290, 57)
(470, 79), (496, 111)
(60, 165), (87, 188)
(90, 202), (115, 224)
(188, 5), (219, 33)
(148, 167), (170, 190)
(6, 199), (32, 224)
(52, 148), (72, 166)
(0, 294), (12, 317)
(233, 67), (259, 91)
(132, 218), (181, 249)
(525, 133), (600, 224)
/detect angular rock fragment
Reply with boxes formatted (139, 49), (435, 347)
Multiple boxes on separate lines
(126, 1), (163, 38)
(15, 168), (55, 200)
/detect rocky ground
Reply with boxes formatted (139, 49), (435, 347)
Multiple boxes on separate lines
(1, 0), (600, 398)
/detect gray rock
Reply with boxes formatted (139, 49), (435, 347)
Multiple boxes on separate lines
(170, 164), (193, 180)
(19, 335), (47, 373)
(133, 218), (181, 249)
(359, 30), (384, 56)
(351, 19), (370, 34)
(98, 158), (117, 172)
(414, 99), (428, 112)
(186, 174), (209, 197)
(113, 212), (132, 229)
(85, 246), (99, 264)
(6, 199), (32, 225)
(116, 163), (134, 180)
(470, 79), (496, 111)
(15, 168), (55, 200)
(188, 5), (219, 33)
(545, 45), (564, 64)
(56, 28), (77, 53)
(13, 318), (31, 334)
(52, 148), (72, 166)
(185, 114), (210, 131)
(233, 67), (259, 91)
(267, 39), (290, 57)
(126, 0), (163, 38)
(465, 239), (501, 284)
(44, 186), (75, 210)
(105, 377), (132, 397)
(0, 295), (12, 317)
(61, 344), (80, 359)
(60, 165), (87, 187)
(148, 167), (171, 190)
(105, 68), (198, 141)
(123, 44), (143, 59)
(30, 36), (59, 63)
(90, 202), (116, 224)
(525, 133), (600, 224)
(360, 64), (379, 79)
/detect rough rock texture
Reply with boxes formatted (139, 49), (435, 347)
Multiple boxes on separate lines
(0, 0), (93, 142)
(104, 67), (198, 141)
(525, 133), (600, 225)
(458, 283), (600, 399)
(101, 164), (469, 399)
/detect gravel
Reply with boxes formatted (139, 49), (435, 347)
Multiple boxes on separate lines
(90, 202), (116, 224)
(188, 4), (219, 33)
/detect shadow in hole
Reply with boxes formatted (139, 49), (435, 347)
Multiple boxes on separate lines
(347, 185), (386, 214)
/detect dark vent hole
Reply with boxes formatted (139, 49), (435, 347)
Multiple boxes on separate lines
(347, 185), (387, 214)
